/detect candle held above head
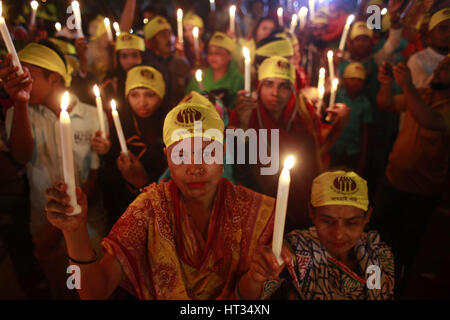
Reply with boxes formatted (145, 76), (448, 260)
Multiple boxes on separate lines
(0, 2), (24, 75)
(338, 14), (355, 51)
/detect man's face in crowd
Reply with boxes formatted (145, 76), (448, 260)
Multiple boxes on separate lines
(349, 35), (373, 60)
(255, 19), (276, 43)
(150, 29), (173, 58)
(207, 45), (232, 71)
(167, 138), (223, 202)
(310, 205), (371, 260)
(259, 77), (292, 116)
(430, 57), (450, 91)
(343, 77), (365, 97)
(22, 62), (59, 105)
(127, 88), (162, 118)
(311, 23), (327, 44)
(118, 49), (142, 72)
(428, 20), (450, 55)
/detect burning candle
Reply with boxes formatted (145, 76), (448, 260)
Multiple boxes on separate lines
(318, 67), (325, 89)
(210, 0), (215, 13)
(309, 0), (315, 21)
(243, 46), (251, 95)
(195, 69), (204, 91)
(290, 14), (298, 34)
(0, 3), (24, 75)
(55, 22), (62, 32)
(193, 26), (200, 61)
(272, 155), (295, 265)
(111, 100), (128, 157)
(229, 5), (236, 35)
(327, 50), (335, 81)
(30, 1), (38, 28)
(71, 1), (84, 38)
(277, 7), (284, 26)
(93, 85), (106, 139)
(59, 92), (82, 216)
(317, 84), (325, 116)
(177, 9), (183, 44)
(328, 77), (339, 109)
(338, 14), (354, 51)
(298, 7), (308, 30)
(113, 22), (120, 37)
(104, 18), (113, 41)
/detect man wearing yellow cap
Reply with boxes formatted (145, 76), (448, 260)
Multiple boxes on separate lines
(330, 62), (372, 173)
(143, 16), (190, 114)
(238, 169), (397, 300)
(1, 41), (109, 297)
(43, 98), (277, 300)
(231, 56), (350, 232)
(407, 7), (450, 89)
(185, 32), (244, 109)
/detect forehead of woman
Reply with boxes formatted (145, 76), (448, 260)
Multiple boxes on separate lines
(314, 205), (365, 220)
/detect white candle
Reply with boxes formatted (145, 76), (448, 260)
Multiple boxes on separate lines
(338, 14), (354, 51)
(290, 14), (298, 34)
(177, 9), (183, 45)
(71, 1), (84, 38)
(317, 84), (325, 116)
(93, 85), (106, 139)
(59, 92), (82, 216)
(111, 100), (128, 157)
(277, 7), (284, 26)
(30, 1), (38, 28)
(309, 0), (315, 21)
(229, 5), (236, 35)
(272, 156), (295, 265)
(328, 77), (339, 109)
(210, 0), (215, 12)
(193, 26), (200, 61)
(298, 7), (308, 30)
(55, 22), (62, 32)
(317, 67), (325, 89)
(243, 46), (251, 95)
(0, 3), (24, 75)
(113, 22), (120, 37)
(195, 69), (204, 91)
(103, 18), (113, 41)
(327, 50), (335, 81)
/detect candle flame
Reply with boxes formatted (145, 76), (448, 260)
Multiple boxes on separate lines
(193, 26), (199, 38)
(327, 50), (333, 59)
(242, 46), (250, 60)
(277, 7), (283, 16)
(104, 17), (110, 27)
(93, 85), (100, 97)
(332, 78), (339, 90)
(143, 18), (149, 24)
(346, 14), (355, 27)
(113, 22), (120, 34)
(319, 67), (325, 77)
(381, 8), (387, 16)
(55, 22), (62, 32)
(319, 86), (325, 97)
(61, 91), (70, 111)
(298, 7), (308, 17)
(110, 99), (117, 112)
(291, 14), (298, 25)
(210, 0), (215, 3)
(0, 2), (3, 17)
(195, 69), (202, 82)
(229, 5), (236, 16)
(284, 156), (295, 170)
(72, 1), (80, 10)
(177, 8), (183, 21)
(31, 1), (39, 10)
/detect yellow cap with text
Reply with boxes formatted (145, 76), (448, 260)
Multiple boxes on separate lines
(258, 56), (295, 85)
(116, 33), (145, 52)
(343, 62), (366, 80)
(125, 65), (165, 99)
(144, 16), (172, 40)
(208, 32), (236, 53)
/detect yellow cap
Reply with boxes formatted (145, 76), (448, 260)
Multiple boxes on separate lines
(429, 8), (450, 31)
(144, 16), (172, 40)
(258, 56), (295, 85)
(312, 15), (329, 26)
(255, 39), (293, 58)
(343, 62), (366, 80)
(183, 13), (204, 28)
(163, 102), (224, 148)
(48, 38), (76, 55)
(311, 171), (369, 211)
(381, 12), (391, 32)
(208, 32), (236, 53)
(274, 30), (299, 47)
(350, 21), (374, 40)
(125, 66), (165, 99)
(115, 33), (145, 52)
(179, 91), (215, 110)
(18, 43), (72, 87)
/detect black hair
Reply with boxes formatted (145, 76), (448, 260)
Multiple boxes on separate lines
(251, 16), (278, 42)
(253, 31), (286, 67)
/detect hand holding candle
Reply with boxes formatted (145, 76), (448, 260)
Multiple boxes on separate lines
(272, 156), (295, 265)
(59, 92), (82, 216)
(177, 9), (183, 45)
(111, 100), (128, 157)
(243, 46), (251, 95)
(0, 2), (24, 75)
(338, 14), (355, 51)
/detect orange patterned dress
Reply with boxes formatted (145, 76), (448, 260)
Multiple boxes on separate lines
(102, 178), (275, 299)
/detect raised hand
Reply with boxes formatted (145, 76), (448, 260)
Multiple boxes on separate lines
(116, 152), (149, 189)
(234, 90), (258, 130)
(91, 130), (111, 155)
(0, 54), (33, 104)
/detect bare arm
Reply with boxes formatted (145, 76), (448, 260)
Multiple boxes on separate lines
(119, 0), (136, 32)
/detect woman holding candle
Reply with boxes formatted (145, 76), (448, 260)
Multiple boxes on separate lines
(43, 99), (276, 300)
(185, 32), (244, 110)
(98, 65), (168, 227)
(238, 169), (400, 300)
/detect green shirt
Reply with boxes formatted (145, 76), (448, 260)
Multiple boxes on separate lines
(185, 60), (244, 109)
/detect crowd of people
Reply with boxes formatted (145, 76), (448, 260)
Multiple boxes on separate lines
(0, 0), (449, 300)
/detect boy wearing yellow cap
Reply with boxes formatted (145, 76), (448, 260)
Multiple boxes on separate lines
(238, 170), (398, 300)
(185, 32), (244, 110)
(43, 98), (277, 300)
(407, 8), (450, 89)
(1, 41), (109, 297)
(330, 63), (372, 173)
(143, 16), (190, 114)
